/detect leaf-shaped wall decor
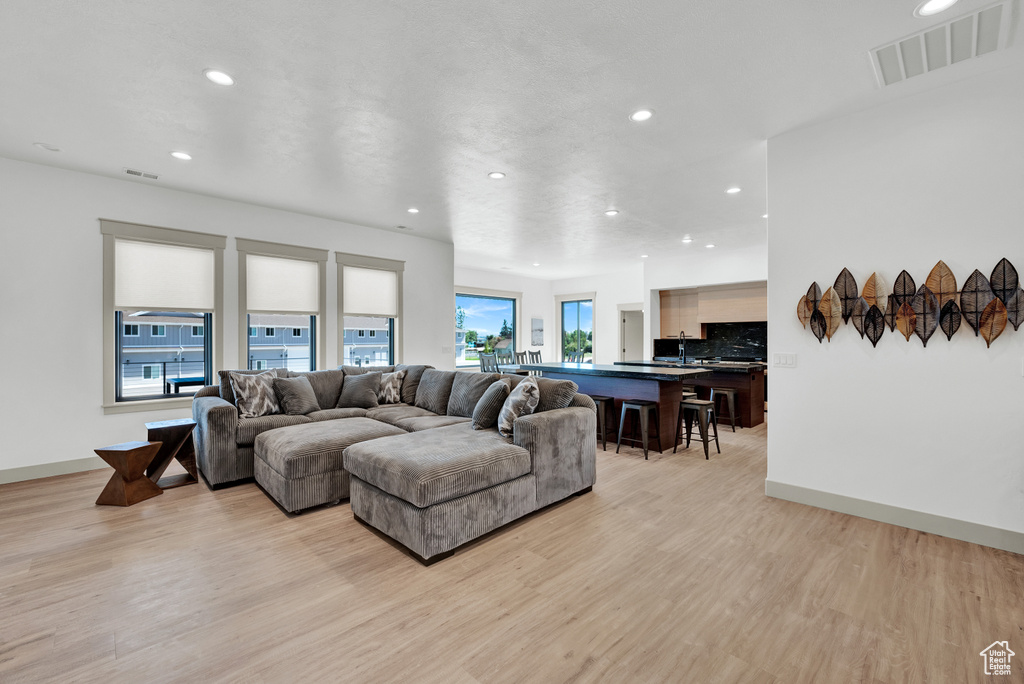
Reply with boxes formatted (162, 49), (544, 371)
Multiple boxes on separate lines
(895, 302), (916, 341)
(911, 285), (939, 347)
(979, 298), (1008, 348)
(925, 260), (958, 309)
(960, 269), (995, 337)
(806, 282), (822, 311)
(834, 268), (859, 324)
(1006, 288), (1024, 331)
(990, 258), (1019, 304)
(864, 305), (885, 348)
(884, 295), (899, 332)
(809, 309), (827, 343)
(818, 287), (842, 341)
(861, 272), (888, 309)
(797, 295), (810, 329)
(893, 270), (916, 308)
(851, 297), (869, 338)
(940, 300), (961, 341)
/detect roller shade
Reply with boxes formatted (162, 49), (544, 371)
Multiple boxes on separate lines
(343, 266), (398, 317)
(114, 239), (215, 311)
(246, 254), (319, 314)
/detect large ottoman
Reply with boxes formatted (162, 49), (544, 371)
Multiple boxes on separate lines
(344, 423), (538, 564)
(254, 417), (406, 513)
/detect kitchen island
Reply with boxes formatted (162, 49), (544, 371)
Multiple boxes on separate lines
(516, 362), (712, 452)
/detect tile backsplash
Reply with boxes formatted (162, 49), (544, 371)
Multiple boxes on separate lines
(654, 322), (767, 360)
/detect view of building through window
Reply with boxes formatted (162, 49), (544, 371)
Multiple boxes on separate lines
(455, 293), (515, 367)
(343, 316), (393, 366)
(561, 299), (593, 361)
(115, 311), (211, 399)
(247, 314), (315, 372)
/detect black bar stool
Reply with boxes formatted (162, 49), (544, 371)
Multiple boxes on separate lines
(588, 395), (615, 451)
(674, 397), (720, 459)
(616, 399), (661, 459)
(711, 387), (738, 432)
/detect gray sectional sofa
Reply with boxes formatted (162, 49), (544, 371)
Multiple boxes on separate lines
(192, 364), (596, 563)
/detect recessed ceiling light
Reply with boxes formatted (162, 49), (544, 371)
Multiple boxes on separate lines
(682, 236), (693, 244)
(532, 262), (540, 267)
(640, 254), (649, 258)
(170, 151), (192, 161)
(914, 0), (959, 17)
(396, 225), (412, 231)
(605, 209), (619, 216)
(629, 109), (653, 122)
(488, 171), (506, 179)
(203, 69), (235, 86)
(407, 207), (419, 214)
(726, 187), (741, 194)
(762, 214), (768, 219)
(33, 142), (61, 152)
(706, 244), (716, 249)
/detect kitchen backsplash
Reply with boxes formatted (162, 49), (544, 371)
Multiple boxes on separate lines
(654, 322), (767, 360)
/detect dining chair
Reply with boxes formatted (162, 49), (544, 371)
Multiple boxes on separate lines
(528, 350), (542, 363)
(515, 351), (528, 364)
(479, 353), (500, 374)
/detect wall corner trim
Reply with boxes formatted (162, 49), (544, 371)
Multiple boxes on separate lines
(1, 457), (106, 486)
(765, 480), (1024, 555)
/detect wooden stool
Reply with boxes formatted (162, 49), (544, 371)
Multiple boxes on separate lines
(145, 418), (198, 488)
(588, 395), (615, 451)
(616, 399), (661, 459)
(673, 399), (720, 459)
(711, 387), (738, 432)
(94, 441), (164, 506)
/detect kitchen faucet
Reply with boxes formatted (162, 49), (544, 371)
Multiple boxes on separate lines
(678, 330), (686, 361)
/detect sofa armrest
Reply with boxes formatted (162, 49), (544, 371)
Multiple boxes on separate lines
(513, 406), (596, 508)
(192, 396), (241, 486)
(194, 384), (221, 398)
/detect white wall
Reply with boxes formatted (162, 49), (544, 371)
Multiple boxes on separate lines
(454, 267), (555, 360)
(767, 66), (1024, 542)
(551, 266), (645, 364)
(0, 158), (454, 478)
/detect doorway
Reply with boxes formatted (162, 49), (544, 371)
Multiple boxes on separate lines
(620, 308), (644, 362)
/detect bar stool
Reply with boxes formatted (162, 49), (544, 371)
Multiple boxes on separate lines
(711, 387), (738, 432)
(616, 399), (661, 459)
(588, 395), (615, 451)
(674, 397), (720, 459)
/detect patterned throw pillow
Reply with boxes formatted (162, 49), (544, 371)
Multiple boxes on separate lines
(228, 370), (281, 419)
(472, 379), (511, 430)
(497, 377), (540, 438)
(272, 376), (321, 415)
(378, 369), (407, 404)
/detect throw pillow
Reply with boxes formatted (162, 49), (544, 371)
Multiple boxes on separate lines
(272, 376), (321, 415)
(337, 371), (381, 409)
(497, 376), (540, 438)
(414, 369), (457, 415)
(218, 368), (283, 406)
(394, 364), (433, 405)
(377, 369), (408, 405)
(472, 379), (511, 430)
(288, 369), (344, 409)
(534, 377), (580, 413)
(228, 370), (281, 419)
(447, 372), (499, 418)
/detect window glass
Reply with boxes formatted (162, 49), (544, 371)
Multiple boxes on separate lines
(124, 324), (139, 337)
(192, 325), (204, 336)
(561, 300), (593, 361)
(343, 316), (393, 366)
(248, 314), (315, 372)
(116, 311), (211, 400)
(151, 325), (166, 337)
(455, 294), (515, 367)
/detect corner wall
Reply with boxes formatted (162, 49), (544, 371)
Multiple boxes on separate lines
(767, 66), (1024, 551)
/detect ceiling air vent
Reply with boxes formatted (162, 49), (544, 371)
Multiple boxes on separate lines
(871, 1), (1011, 86)
(122, 167), (160, 180)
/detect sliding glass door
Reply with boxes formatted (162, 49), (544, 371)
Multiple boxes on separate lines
(561, 299), (593, 361)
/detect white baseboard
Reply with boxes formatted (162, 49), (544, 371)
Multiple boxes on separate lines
(0, 456), (106, 485)
(765, 480), (1024, 556)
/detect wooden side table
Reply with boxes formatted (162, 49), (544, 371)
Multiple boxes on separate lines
(145, 418), (198, 489)
(95, 441), (164, 506)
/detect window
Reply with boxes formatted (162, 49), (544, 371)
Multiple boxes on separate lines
(102, 219), (224, 412)
(560, 296), (594, 362)
(455, 291), (518, 367)
(249, 327), (257, 337)
(338, 253), (403, 366)
(238, 238), (327, 373)
(192, 325), (204, 336)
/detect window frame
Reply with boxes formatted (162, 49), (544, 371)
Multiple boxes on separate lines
(123, 324), (139, 337)
(337, 252), (404, 364)
(454, 286), (522, 368)
(555, 292), (597, 362)
(192, 325), (204, 337)
(151, 325), (166, 337)
(101, 219), (225, 414)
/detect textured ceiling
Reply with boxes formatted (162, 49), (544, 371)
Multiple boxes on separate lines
(1, 0), (1020, 279)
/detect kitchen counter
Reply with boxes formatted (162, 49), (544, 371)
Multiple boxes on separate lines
(618, 359), (766, 374)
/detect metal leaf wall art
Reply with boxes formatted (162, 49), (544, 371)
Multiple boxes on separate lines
(1006, 288), (1024, 331)
(861, 272), (887, 309)
(911, 285), (939, 347)
(990, 258), (1018, 304)
(940, 300), (961, 341)
(884, 295), (899, 332)
(979, 298), (1007, 348)
(851, 297), (869, 339)
(834, 268), (859, 324)
(818, 287), (842, 341)
(960, 269), (995, 337)
(797, 296), (810, 329)
(895, 303), (916, 341)
(925, 261), (958, 309)
(810, 309), (827, 343)
(893, 270), (916, 307)
(864, 305), (885, 348)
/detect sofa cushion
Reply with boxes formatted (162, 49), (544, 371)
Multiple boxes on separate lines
(337, 371), (381, 409)
(414, 369), (456, 415)
(236, 414), (312, 446)
(472, 379), (511, 430)
(365, 404), (437, 428)
(394, 415), (471, 432)
(498, 376), (540, 438)
(447, 372), (499, 418)
(229, 370), (281, 418)
(219, 368), (285, 407)
(306, 407), (368, 422)
(344, 422), (531, 508)
(255, 417), (406, 479)
(535, 378), (579, 413)
(288, 369), (345, 410)
(341, 364), (394, 376)
(394, 364), (433, 405)
(377, 369), (407, 405)
(273, 376), (321, 415)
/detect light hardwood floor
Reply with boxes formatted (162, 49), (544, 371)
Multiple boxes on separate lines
(1, 420), (1022, 683)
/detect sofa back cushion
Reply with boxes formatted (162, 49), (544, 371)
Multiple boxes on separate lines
(337, 371), (381, 409)
(535, 377), (580, 413)
(288, 369), (345, 409)
(472, 379), (511, 430)
(218, 368), (286, 406)
(340, 364), (394, 376)
(272, 376), (321, 415)
(414, 369), (456, 415)
(394, 364), (433, 405)
(497, 376), (540, 438)
(228, 370), (281, 418)
(447, 372), (499, 418)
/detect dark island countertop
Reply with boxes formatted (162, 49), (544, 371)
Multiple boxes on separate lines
(616, 360), (766, 374)
(516, 362), (712, 382)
